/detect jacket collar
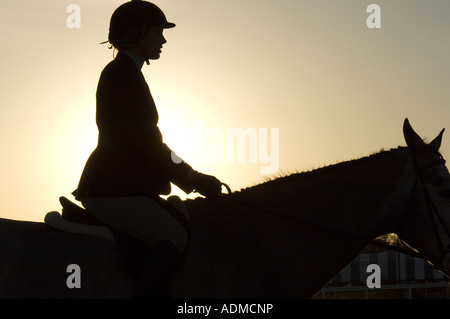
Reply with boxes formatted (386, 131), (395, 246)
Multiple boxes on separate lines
(120, 50), (145, 70)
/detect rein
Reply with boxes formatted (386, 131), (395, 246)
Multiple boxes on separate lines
(219, 156), (450, 267)
(220, 183), (426, 259)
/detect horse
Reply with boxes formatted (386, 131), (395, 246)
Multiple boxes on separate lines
(1, 118), (449, 298)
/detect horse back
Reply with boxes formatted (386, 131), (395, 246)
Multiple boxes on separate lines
(0, 217), (133, 298)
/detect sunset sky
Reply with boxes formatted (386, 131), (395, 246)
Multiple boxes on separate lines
(1, 0), (449, 222)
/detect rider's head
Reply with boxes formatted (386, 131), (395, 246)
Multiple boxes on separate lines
(107, 0), (175, 61)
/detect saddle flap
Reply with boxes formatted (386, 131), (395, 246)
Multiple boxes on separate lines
(59, 196), (103, 225)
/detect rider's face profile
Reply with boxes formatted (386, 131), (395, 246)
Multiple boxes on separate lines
(140, 26), (167, 60)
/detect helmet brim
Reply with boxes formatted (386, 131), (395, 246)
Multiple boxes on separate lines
(162, 22), (176, 29)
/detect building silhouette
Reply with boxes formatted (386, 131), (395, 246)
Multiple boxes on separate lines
(314, 247), (449, 299)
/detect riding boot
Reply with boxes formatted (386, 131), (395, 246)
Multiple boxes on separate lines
(134, 240), (182, 298)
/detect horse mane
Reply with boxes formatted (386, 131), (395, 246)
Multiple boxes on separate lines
(234, 146), (407, 195)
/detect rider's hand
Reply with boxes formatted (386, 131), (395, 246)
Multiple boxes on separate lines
(188, 171), (222, 198)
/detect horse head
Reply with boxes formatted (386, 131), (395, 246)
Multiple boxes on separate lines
(401, 118), (450, 278)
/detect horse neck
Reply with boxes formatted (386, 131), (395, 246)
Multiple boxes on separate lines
(235, 147), (415, 243)
(182, 148), (418, 298)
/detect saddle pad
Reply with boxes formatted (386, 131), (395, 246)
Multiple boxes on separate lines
(44, 211), (115, 243)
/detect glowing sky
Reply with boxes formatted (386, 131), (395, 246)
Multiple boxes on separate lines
(1, 0), (449, 222)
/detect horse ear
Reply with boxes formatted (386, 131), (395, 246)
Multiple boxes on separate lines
(403, 118), (425, 153)
(429, 128), (445, 152)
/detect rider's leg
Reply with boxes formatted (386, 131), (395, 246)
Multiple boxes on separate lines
(81, 196), (188, 297)
(134, 240), (182, 298)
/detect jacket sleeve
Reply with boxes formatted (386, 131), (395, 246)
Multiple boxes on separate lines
(97, 62), (195, 194)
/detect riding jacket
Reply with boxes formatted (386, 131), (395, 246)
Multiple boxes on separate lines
(73, 51), (193, 200)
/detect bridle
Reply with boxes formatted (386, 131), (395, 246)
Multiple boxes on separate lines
(220, 154), (450, 274)
(412, 156), (450, 272)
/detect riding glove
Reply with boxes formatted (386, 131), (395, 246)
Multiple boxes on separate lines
(188, 171), (222, 198)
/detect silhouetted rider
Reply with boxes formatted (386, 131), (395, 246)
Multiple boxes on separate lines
(72, 0), (222, 298)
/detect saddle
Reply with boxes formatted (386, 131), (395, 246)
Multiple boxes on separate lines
(45, 196), (189, 243)
(45, 196), (189, 279)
